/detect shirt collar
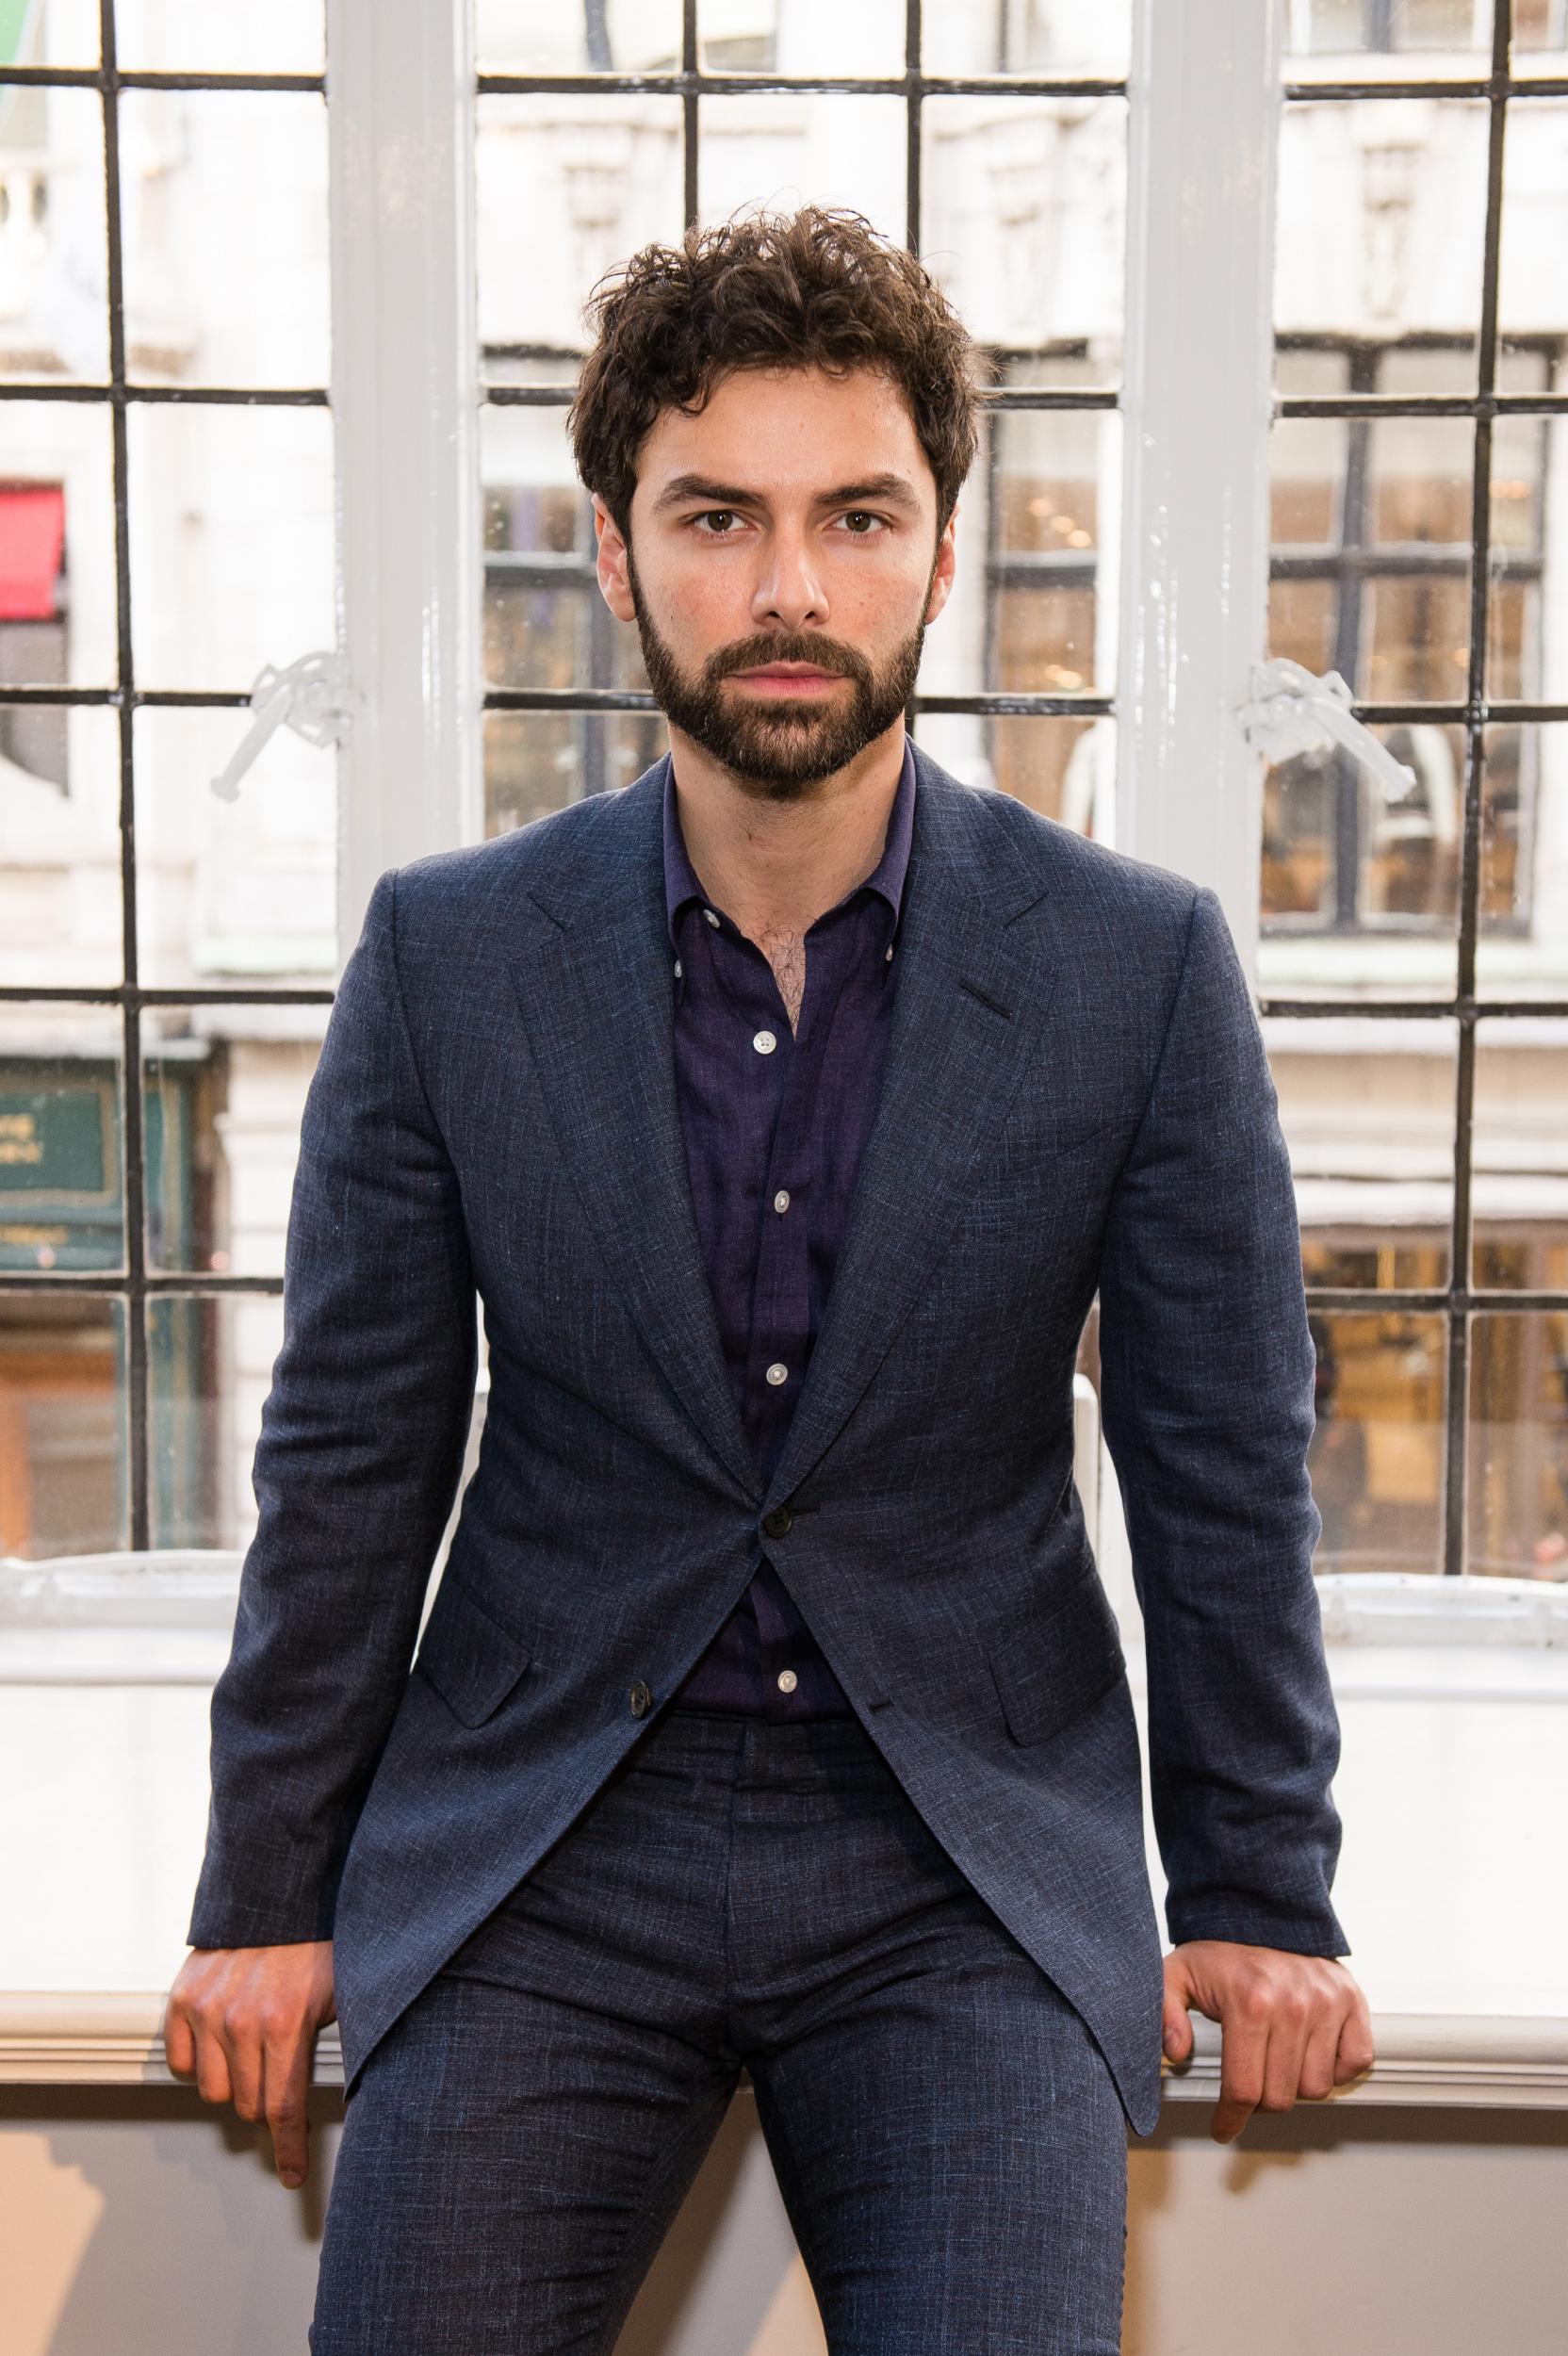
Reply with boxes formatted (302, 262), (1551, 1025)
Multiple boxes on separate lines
(662, 734), (916, 949)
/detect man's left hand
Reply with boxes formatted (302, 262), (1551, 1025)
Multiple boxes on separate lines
(1162, 1939), (1376, 2142)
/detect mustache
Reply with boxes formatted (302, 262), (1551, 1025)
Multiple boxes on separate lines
(705, 634), (874, 688)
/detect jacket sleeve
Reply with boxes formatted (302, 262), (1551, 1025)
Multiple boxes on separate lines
(186, 866), (478, 1949)
(1096, 883), (1348, 1958)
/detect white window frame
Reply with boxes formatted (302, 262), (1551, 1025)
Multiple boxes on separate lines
(321, 0), (1282, 967)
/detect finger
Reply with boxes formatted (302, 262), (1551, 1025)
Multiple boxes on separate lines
(1211, 2013), (1267, 2143)
(1260, 2000), (1312, 2112)
(1163, 1996), (1194, 2062)
(191, 2015), (235, 2109)
(261, 2031), (313, 2187)
(163, 1997), (196, 2082)
(1298, 2011), (1344, 2102)
(218, 2005), (266, 2125)
(1334, 1993), (1378, 2083)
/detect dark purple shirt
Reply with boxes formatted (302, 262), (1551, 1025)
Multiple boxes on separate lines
(664, 738), (916, 1719)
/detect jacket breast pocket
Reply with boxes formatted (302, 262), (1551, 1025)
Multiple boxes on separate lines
(986, 1557), (1127, 1748)
(413, 1569), (536, 1727)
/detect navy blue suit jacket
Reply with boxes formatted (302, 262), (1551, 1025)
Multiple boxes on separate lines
(187, 742), (1347, 2137)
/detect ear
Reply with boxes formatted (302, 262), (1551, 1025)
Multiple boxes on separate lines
(923, 504), (959, 627)
(593, 496), (636, 624)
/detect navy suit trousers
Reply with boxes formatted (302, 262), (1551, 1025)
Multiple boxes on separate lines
(307, 1704), (1129, 2354)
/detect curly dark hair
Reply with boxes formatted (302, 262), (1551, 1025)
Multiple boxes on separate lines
(568, 205), (986, 540)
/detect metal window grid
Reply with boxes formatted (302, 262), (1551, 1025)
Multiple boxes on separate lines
(0, 3), (1563, 1575)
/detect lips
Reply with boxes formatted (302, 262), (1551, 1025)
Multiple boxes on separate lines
(730, 666), (845, 689)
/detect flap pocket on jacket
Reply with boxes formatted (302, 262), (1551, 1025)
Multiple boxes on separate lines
(414, 1571), (534, 1727)
(986, 1560), (1127, 1748)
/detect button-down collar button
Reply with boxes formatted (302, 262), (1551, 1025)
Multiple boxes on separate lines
(753, 1029), (777, 1055)
(703, 907), (720, 927)
(765, 1361), (789, 1385)
(773, 1188), (790, 1213)
(761, 1504), (793, 1538)
(776, 1669), (798, 1693)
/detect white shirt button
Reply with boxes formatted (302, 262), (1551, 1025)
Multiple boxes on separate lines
(765, 1361), (789, 1385)
(776, 1669), (798, 1693)
(773, 1189), (790, 1213)
(673, 957), (682, 978)
(753, 1029), (777, 1055)
(703, 907), (720, 927)
(885, 943), (893, 961)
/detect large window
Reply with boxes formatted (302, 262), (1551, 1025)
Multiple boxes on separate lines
(2, 0), (1564, 1592)
(1264, 6), (1568, 1579)
(0, 4), (335, 1558)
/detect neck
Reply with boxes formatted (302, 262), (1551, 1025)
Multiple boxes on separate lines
(665, 719), (906, 945)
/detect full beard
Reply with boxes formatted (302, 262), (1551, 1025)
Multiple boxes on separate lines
(626, 547), (929, 797)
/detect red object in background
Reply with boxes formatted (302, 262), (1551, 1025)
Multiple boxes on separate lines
(0, 483), (66, 621)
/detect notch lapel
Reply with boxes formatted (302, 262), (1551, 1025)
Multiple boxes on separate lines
(505, 763), (764, 1503)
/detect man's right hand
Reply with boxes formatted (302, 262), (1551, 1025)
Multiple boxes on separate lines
(163, 1940), (336, 2189)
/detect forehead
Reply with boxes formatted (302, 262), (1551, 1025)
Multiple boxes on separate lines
(634, 364), (933, 505)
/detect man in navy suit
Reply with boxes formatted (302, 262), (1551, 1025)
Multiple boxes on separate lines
(167, 206), (1373, 2352)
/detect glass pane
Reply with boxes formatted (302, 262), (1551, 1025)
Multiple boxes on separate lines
(1267, 411), (1474, 702)
(0, 704), (123, 989)
(477, 94), (684, 378)
(922, 97), (1125, 393)
(147, 1289), (285, 1552)
(698, 94), (906, 247)
(1274, 103), (1488, 392)
(701, 0), (906, 76)
(985, 405), (1118, 696)
(1, 1), (98, 68)
(0, 401), (117, 686)
(476, 0), (682, 73)
(113, 2), (325, 75)
(1468, 1310), (1568, 1580)
(1477, 724), (1568, 1002)
(1275, 1013), (1458, 1281)
(133, 706), (338, 989)
(1306, 1308), (1448, 1576)
(1471, 1015), (1568, 1289)
(1486, 406), (1555, 703)
(1469, 1310), (1563, 1583)
(483, 708), (668, 837)
(1285, 0), (1495, 79)
(923, 0), (1132, 76)
(118, 90), (331, 390)
(143, 1004), (321, 1280)
(126, 401), (335, 694)
(481, 403), (637, 695)
(1260, 722), (1463, 976)
(1514, 0), (1568, 71)
(1497, 100), (1568, 370)
(911, 711), (1113, 835)
(0, 1293), (126, 1559)
(0, 85), (109, 384)
(0, 1002), (124, 1276)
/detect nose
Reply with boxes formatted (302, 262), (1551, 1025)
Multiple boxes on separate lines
(750, 526), (827, 631)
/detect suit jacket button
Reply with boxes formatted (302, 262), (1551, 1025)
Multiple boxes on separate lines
(761, 1505), (793, 1538)
(629, 1680), (652, 1717)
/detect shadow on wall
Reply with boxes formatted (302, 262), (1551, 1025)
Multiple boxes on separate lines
(1, 2082), (823, 2356)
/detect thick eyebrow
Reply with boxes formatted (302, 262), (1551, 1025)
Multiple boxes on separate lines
(647, 469), (923, 517)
